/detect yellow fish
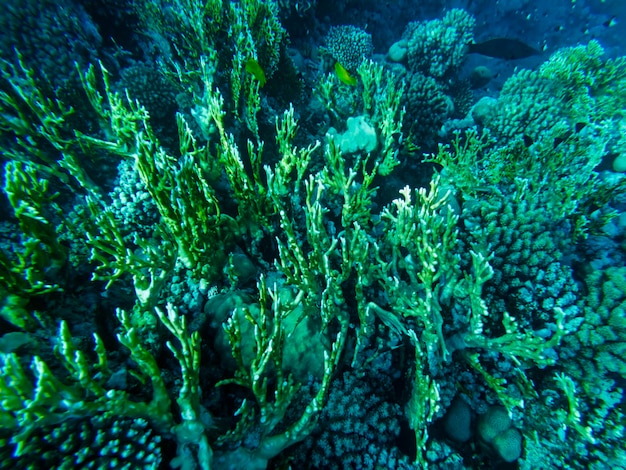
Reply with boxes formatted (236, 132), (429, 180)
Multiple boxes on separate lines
(245, 59), (266, 87)
(334, 62), (357, 86)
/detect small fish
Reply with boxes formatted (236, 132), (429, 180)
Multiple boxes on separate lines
(553, 122), (588, 149)
(334, 62), (357, 86)
(467, 38), (541, 60)
(553, 135), (569, 148)
(603, 16), (618, 28)
(245, 59), (266, 87)
(595, 151), (619, 172)
(575, 122), (587, 133)
(523, 134), (534, 147)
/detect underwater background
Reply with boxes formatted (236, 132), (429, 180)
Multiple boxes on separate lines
(0, 0), (625, 468)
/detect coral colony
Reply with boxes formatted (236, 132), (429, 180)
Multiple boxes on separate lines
(0, 1), (625, 469)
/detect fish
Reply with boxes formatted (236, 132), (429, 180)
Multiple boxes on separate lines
(245, 59), (266, 87)
(553, 122), (587, 148)
(467, 38), (541, 60)
(603, 16), (618, 28)
(334, 62), (357, 86)
(523, 134), (534, 147)
(553, 135), (568, 148)
(575, 122), (587, 133)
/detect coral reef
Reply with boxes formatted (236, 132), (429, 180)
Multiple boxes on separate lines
(463, 190), (580, 332)
(0, 0), (101, 87)
(1, 2), (626, 469)
(483, 40), (626, 144)
(565, 266), (626, 380)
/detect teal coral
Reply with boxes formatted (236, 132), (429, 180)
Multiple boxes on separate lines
(0, 0), (101, 87)
(0, 416), (161, 469)
(404, 71), (452, 149)
(292, 368), (411, 469)
(484, 40), (626, 144)
(405, 9), (475, 79)
(463, 189), (580, 330)
(484, 69), (566, 142)
(565, 266), (626, 379)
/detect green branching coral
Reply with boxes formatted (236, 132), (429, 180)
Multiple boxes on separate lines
(0, 307), (194, 466)
(0, 161), (67, 330)
(431, 118), (624, 239)
(0, 48), (352, 469)
(378, 177), (464, 365)
(538, 40), (626, 122)
(315, 59), (405, 177)
(0, 54), (88, 181)
(78, 63), (233, 280)
(133, 0), (286, 129)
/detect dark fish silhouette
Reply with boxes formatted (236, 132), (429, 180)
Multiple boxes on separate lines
(554, 122), (588, 149)
(467, 38), (541, 60)
(603, 16), (618, 28)
(523, 134), (534, 147)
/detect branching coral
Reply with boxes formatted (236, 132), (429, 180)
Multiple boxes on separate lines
(404, 9), (475, 79)
(483, 39), (626, 145)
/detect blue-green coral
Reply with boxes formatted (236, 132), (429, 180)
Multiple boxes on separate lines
(484, 40), (626, 143)
(404, 9), (475, 79)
